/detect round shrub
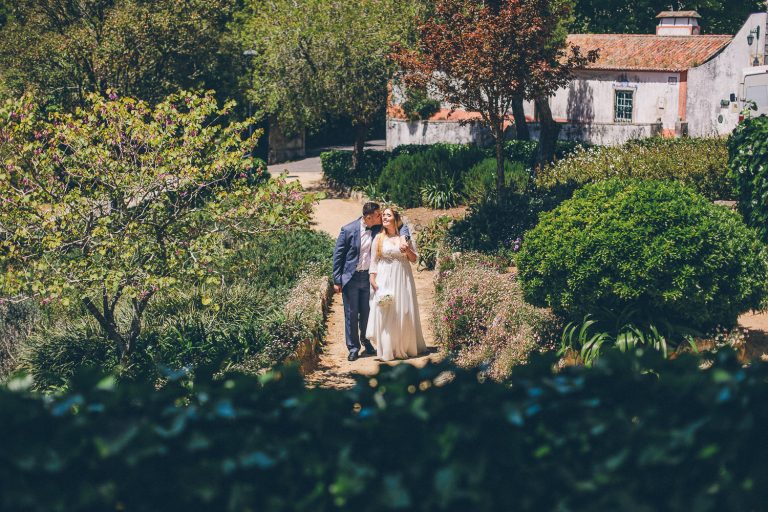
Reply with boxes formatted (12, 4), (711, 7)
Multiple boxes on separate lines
(518, 179), (768, 332)
(728, 115), (768, 242)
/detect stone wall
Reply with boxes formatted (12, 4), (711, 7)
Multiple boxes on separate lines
(386, 118), (662, 148)
(385, 118), (494, 149)
(268, 118), (306, 164)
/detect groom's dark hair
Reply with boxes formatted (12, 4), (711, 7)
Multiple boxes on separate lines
(362, 202), (380, 216)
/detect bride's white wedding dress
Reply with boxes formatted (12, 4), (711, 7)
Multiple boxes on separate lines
(366, 234), (427, 361)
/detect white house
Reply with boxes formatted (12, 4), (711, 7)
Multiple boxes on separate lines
(386, 10), (768, 147)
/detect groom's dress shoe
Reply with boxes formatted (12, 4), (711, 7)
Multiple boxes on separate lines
(348, 351), (359, 361)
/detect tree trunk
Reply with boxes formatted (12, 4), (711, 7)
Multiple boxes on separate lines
(351, 124), (368, 173)
(83, 296), (130, 363)
(82, 290), (153, 365)
(494, 125), (506, 193)
(511, 97), (530, 141)
(535, 98), (560, 169)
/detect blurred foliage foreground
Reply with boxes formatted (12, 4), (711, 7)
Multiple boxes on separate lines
(2, 349), (767, 511)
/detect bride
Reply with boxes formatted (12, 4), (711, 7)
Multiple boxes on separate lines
(366, 206), (427, 361)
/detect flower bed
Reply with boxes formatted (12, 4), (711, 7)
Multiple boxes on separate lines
(283, 271), (334, 375)
(433, 253), (560, 379)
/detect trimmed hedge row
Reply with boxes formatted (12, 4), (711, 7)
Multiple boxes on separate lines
(320, 140), (585, 196)
(536, 137), (734, 200)
(2, 349), (768, 510)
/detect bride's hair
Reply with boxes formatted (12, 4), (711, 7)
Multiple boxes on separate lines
(375, 207), (404, 259)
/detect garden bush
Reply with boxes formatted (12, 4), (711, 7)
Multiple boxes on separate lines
(499, 139), (585, 168)
(518, 179), (768, 334)
(536, 137), (735, 200)
(320, 141), (584, 203)
(221, 230), (334, 288)
(462, 157), (529, 201)
(377, 144), (485, 207)
(728, 115), (768, 242)
(0, 301), (43, 378)
(320, 149), (391, 190)
(4, 347), (768, 511)
(433, 253), (560, 379)
(447, 187), (570, 264)
(21, 231), (335, 388)
(416, 216), (454, 270)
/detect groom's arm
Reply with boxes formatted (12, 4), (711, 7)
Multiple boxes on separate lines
(399, 224), (411, 237)
(332, 226), (347, 290)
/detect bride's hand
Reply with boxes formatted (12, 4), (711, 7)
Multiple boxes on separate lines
(399, 236), (409, 253)
(369, 275), (378, 292)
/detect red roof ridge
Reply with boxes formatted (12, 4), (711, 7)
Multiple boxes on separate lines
(566, 33), (732, 72)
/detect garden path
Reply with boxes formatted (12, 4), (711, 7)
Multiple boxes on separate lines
(272, 142), (445, 388)
(304, 197), (444, 388)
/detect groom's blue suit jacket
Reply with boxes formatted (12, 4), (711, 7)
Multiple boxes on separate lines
(333, 218), (410, 289)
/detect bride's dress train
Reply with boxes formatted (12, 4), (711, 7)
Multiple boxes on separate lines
(366, 234), (427, 361)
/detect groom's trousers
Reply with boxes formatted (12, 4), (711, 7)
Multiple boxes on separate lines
(342, 270), (371, 354)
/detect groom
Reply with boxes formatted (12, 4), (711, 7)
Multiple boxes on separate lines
(332, 202), (409, 361)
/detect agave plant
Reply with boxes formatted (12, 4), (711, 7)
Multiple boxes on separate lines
(558, 312), (697, 366)
(559, 315), (609, 367)
(420, 178), (463, 209)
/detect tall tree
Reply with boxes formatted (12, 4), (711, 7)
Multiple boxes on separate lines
(570, 0), (765, 35)
(0, 92), (316, 362)
(392, 0), (596, 190)
(0, 0), (241, 110)
(235, 0), (423, 171)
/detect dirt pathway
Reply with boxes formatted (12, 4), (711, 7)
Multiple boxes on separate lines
(305, 197), (443, 388)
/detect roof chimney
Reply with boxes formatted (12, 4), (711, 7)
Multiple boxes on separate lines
(656, 11), (701, 35)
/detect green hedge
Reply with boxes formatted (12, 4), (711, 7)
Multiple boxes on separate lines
(536, 137), (735, 200)
(319, 150), (391, 190)
(518, 179), (768, 334)
(378, 144), (486, 207)
(320, 140), (586, 198)
(3, 349), (768, 510)
(447, 186), (571, 265)
(728, 115), (768, 242)
(462, 158), (529, 201)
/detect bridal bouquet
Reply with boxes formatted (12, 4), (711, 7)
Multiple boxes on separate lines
(376, 289), (394, 308)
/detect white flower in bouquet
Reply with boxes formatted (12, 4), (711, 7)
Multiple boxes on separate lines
(376, 289), (394, 308)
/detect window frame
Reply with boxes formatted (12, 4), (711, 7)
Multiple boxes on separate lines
(614, 89), (634, 123)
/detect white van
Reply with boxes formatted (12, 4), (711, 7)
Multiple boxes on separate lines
(741, 66), (768, 118)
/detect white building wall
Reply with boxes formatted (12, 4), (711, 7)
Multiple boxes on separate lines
(386, 13), (768, 148)
(686, 12), (768, 137)
(544, 70), (681, 130)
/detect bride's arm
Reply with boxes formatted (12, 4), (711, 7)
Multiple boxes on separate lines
(402, 235), (417, 263)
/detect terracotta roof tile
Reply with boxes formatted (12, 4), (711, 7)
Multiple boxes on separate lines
(568, 34), (732, 72)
